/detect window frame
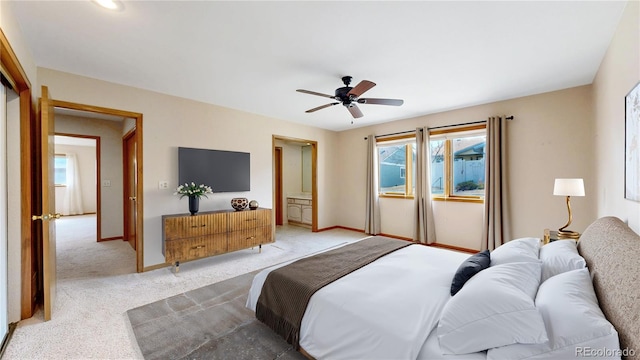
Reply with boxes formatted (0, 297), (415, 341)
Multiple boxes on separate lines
(377, 134), (415, 199)
(430, 124), (486, 203)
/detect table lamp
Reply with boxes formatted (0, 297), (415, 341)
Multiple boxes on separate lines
(553, 178), (585, 239)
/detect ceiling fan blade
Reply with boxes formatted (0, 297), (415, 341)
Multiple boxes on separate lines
(297, 89), (336, 99)
(348, 80), (376, 97)
(357, 98), (404, 106)
(306, 102), (339, 113)
(347, 104), (364, 118)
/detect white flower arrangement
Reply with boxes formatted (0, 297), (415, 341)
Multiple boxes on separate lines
(174, 182), (213, 199)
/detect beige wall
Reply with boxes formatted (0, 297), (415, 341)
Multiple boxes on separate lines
(336, 85), (595, 249)
(54, 143), (98, 215)
(593, 1), (640, 233)
(37, 67), (339, 266)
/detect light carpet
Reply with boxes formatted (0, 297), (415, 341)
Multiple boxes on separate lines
(4, 215), (366, 359)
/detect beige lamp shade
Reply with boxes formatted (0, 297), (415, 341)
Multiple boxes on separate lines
(553, 178), (585, 197)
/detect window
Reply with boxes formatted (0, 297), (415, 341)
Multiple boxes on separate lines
(430, 125), (486, 202)
(378, 135), (416, 197)
(54, 154), (67, 186)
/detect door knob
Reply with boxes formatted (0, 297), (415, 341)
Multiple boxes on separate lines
(129, 196), (137, 201)
(31, 213), (62, 221)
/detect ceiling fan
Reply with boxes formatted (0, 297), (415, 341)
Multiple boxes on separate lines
(297, 76), (404, 119)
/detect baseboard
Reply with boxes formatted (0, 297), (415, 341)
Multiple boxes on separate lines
(99, 236), (123, 242)
(317, 225), (365, 233)
(143, 262), (171, 272)
(380, 233), (414, 242)
(0, 322), (17, 359)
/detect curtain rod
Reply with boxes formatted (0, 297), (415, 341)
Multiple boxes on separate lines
(363, 115), (514, 140)
(428, 115), (514, 131)
(363, 129), (420, 140)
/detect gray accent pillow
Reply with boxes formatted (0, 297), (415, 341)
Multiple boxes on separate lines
(450, 250), (490, 296)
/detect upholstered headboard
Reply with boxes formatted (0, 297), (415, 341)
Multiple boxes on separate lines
(578, 216), (640, 358)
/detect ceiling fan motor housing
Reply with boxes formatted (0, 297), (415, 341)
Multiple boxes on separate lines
(335, 86), (354, 104)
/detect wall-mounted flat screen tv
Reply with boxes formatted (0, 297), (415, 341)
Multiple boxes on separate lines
(178, 147), (250, 192)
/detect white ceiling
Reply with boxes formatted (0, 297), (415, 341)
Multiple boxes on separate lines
(8, 1), (627, 131)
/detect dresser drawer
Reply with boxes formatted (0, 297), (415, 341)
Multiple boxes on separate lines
(163, 212), (228, 240)
(164, 233), (227, 263)
(228, 209), (271, 230)
(228, 226), (272, 252)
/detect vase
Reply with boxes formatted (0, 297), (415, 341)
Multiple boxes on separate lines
(188, 196), (199, 216)
(249, 200), (259, 210)
(231, 197), (248, 211)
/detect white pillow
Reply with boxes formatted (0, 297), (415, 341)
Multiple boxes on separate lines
(490, 237), (541, 266)
(437, 262), (547, 354)
(539, 240), (586, 282)
(487, 268), (620, 360)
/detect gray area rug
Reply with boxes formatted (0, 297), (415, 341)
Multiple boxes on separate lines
(126, 270), (306, 360)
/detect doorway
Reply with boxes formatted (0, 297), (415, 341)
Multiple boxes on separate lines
(272, 135), (318, 232)
(53, 134), (100, 241)
(31, 96), (144, 321)
(49, 102), (143, 272)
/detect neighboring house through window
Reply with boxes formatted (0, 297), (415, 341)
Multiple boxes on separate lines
(377, 135), (416, 197)
(430, 124), (486, 202)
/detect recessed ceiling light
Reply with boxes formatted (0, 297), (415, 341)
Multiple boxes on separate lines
(92, 0), (124, 11)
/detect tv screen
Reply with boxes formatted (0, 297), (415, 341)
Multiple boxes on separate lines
(178, 147), (250, 192)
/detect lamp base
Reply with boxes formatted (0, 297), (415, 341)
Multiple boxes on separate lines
(557, 229), (580, 239)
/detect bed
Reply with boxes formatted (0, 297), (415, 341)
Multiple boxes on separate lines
(246, 216), (640, 359)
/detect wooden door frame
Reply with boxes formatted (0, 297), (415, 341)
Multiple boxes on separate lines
(54, 133), (101, 242)
(1, 28), (37, 319)
(272, 135), (318, 232)
(274, 147), (283, 225)
(50, 100), (144, 272)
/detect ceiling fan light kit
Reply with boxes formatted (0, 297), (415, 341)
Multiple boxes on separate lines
(297, 76), (404, 119)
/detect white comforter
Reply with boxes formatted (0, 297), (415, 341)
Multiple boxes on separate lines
(247, 242), (471, 360)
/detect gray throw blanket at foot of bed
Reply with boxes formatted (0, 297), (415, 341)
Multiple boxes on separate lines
(256, 236), (412, 349)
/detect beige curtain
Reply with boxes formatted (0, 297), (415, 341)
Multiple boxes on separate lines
(365, 135), (381, 234)
(481, 116), (510, 250)
(414, 127), (436, 244)
(62, 153), (84, 216)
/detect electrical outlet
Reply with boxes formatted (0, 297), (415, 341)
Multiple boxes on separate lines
(102, 180), (111, 187)
(159, 181), (169, 189)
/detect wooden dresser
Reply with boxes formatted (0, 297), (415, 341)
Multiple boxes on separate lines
(162, 208), (273, 270)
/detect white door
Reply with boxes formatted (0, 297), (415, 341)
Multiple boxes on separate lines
(0, 83), (8, 341)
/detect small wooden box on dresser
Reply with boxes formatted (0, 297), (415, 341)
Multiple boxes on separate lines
(162, 208), (273, 271)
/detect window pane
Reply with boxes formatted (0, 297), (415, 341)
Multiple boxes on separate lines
(451, 135), (485, 197)
(430, 140), (444, 195)
(55, 156), (67, 185)
(379, 144), (406, 193)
